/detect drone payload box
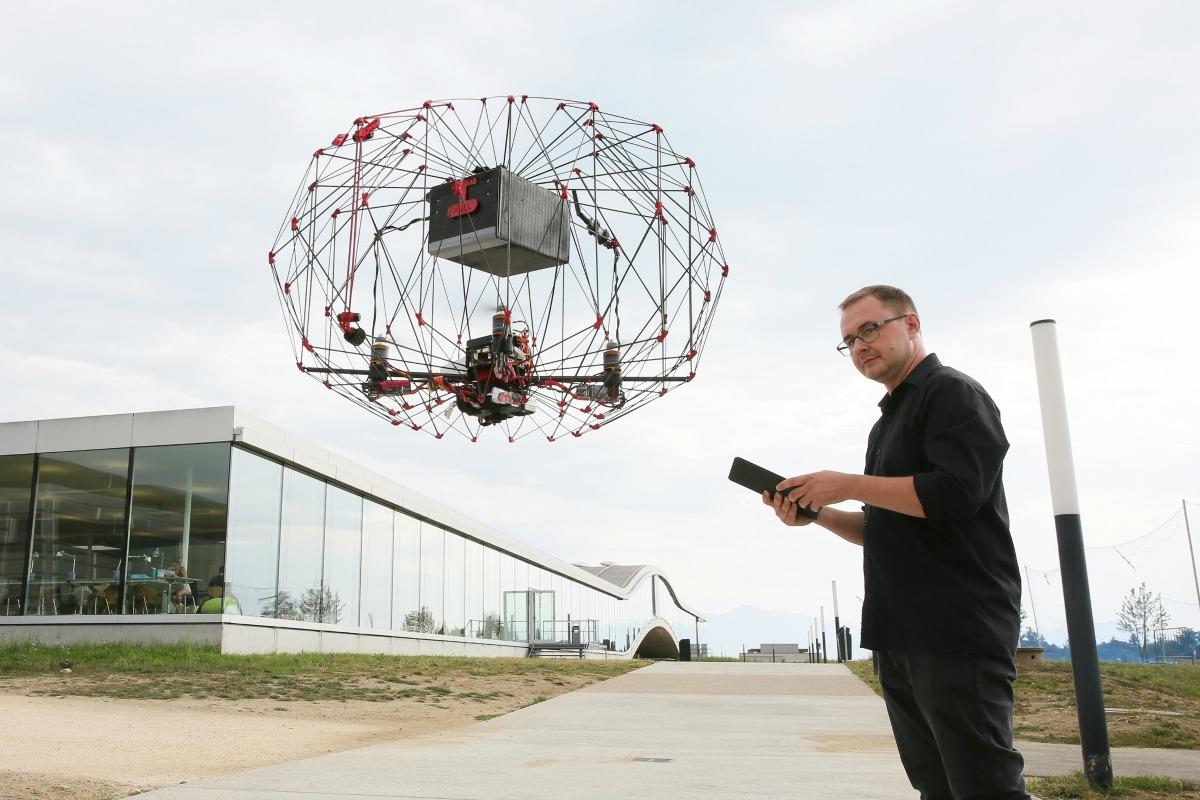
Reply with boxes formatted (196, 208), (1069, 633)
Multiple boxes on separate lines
(426, 166), (571, 277)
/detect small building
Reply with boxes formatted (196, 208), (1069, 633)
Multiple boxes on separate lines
(0, 407), (702, 658)
(742, 642), (808, 663)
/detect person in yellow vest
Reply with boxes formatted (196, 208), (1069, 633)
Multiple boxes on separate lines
(199, 576), (241, 614)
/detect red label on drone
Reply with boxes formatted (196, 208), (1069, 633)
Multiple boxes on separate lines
(448, 177), (479, 218)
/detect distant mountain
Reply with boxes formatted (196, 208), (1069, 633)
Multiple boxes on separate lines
(702, 607), (1135, 661)
(700, 605), (857, 659)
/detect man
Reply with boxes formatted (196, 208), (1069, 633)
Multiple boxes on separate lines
(764, 285), (1027, 800)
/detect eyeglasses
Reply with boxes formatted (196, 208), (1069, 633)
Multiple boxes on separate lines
(837, 314), (910, 356)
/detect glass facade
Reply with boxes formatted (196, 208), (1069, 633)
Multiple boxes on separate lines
(0, 455), (35, 615)
(0, 440), (701, 654)
(126, 443), (230, 614)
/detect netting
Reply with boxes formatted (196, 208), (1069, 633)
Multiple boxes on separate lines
(268, 96), (728, 441)
(1023, 501), (1200, 647)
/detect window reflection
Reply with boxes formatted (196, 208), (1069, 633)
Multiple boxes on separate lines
(443, 533), (464, 636)
(393, 513), (420, 631)
(482, 546), (500, 639)
(27, 449), (130, 615)
(0, 455), (34, 616)
(322, 486), (362, 626)
(360, 501), (393, 630)
(276, 469), (325, 622)
(126, 444), (229, 615)
(225, 448), (281, 617)
(419, 524), (443, 634)
(464, 539), (483, 638)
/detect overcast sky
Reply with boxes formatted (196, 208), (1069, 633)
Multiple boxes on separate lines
(2, 1), (1198, 651)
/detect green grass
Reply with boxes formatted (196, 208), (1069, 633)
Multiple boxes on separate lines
(0, 641), (646, 702)
(843, 658), (1200, 750)
(1028, 772), (1200, 798)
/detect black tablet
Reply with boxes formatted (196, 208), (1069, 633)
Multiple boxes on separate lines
(728, 457), (819, 519)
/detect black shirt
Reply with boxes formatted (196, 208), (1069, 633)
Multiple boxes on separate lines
(860, 353), (1021, 657)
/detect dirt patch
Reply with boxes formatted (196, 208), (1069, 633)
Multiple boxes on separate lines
(0, 669), (606, 800)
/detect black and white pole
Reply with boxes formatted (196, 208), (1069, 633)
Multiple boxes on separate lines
(1030, 319), (1113, 789)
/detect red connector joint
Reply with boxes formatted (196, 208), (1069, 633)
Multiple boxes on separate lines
(593, 315), (603, 330)
(651, 123), (663, 133)
(556, 102), (566, 111)
(656, 329), (669, 343)
(422, 100), (433, 109)
(353, 118), (381, 143)
(588, 102), (599, 111)
(331, 133), (348, 147)
(301, 338), (313, 352)
(684, 157), (696, 168)
(268, 251), (275, 265)
(416, 312), (426, 326)
(290, 217), (299, 232)
(283, 282), (291, 295)
(703, 290), (712, 302)
(722, 264), (730, 277)
(507, 95), (515, 104)
(708, 227), (717, 242)
(686, 349), (697, 361)
(361, 192), (370, 207)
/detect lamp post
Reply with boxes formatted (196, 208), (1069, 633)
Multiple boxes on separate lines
(1030, 319), (1112, 789)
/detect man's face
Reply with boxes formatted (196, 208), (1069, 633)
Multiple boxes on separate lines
(839, 296), (916, 387)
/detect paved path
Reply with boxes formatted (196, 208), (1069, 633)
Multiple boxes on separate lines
(136, 662), (1200, 799)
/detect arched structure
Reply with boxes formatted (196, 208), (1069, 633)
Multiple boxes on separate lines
(575, 563), (703, 658)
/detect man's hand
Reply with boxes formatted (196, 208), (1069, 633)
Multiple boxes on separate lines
(762, 490), (816, 527)
(778, 471), (858, 510)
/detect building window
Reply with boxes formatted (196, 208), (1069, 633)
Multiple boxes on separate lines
(126, 443), (230, 615)
(276, 468), (326, 621)
(225, 447), (282, 617)
(0, 454), (35, 616)
(26, 448), (130, 615)
(360, 500), (393, 630)
(322, 486), (362, 626)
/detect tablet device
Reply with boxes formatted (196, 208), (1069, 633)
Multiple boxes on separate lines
(728, 457), (819, 520)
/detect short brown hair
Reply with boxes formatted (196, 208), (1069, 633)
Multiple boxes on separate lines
(839, 285), (918, 315)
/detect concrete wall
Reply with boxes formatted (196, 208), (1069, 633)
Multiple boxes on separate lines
(0, 615), (537, 658)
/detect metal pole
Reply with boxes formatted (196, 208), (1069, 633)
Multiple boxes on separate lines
(820, 605), (828, 664)
(1025, 565), (1042, 646)
(1030, 319), (1112, 789)
(832, 581), (843, 662)
(1183, 501), (1200, 624)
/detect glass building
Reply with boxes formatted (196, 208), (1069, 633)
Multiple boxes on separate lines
(0, 408), (702, 658)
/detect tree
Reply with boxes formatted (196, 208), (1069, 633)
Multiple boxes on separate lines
(405, 605), (437, 633)
(1116, 582), (1170, 662)
(270, 586), (344, 623)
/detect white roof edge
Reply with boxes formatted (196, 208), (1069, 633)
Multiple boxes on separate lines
(0, 406), (636, 601)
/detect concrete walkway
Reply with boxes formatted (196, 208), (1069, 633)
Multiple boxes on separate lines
(137, 662), (1200, 799)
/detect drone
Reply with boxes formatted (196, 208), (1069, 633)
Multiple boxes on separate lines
(268, 96), (728, 442)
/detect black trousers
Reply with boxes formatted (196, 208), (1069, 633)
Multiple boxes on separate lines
(877, 650), (1029, 800)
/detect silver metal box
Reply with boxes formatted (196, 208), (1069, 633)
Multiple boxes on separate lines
(426, 166), (571, 277)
